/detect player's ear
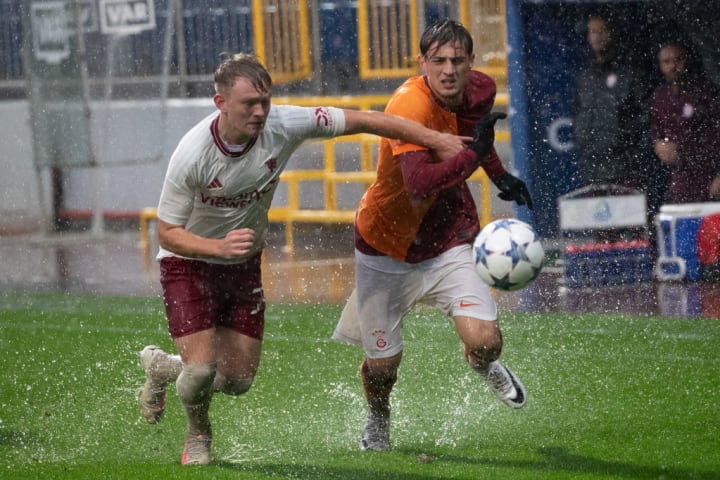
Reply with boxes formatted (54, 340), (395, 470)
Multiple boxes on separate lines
(468, 52), (476, 66)
(417, 53), (426, 72)
(213, 93), (227, 112)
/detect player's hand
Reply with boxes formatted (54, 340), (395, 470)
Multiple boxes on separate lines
(219, 228), (255, 258)
(654, 139), (679, 165)
(710, 175), (720, 200)
(433, 132), (472, 161)
(492, 173), (533, 209)
(469, 112), (507, 159)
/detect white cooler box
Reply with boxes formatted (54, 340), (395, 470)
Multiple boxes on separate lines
(558, 185), (647, 232)
(559, 185), (652, 288)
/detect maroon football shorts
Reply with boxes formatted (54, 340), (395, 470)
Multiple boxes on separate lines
(159, 254), (265, 340)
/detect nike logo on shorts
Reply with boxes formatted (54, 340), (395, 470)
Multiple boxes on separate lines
(459, 300), (480, 308)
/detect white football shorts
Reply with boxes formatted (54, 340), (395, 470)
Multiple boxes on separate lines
(332, 244), (497, 359)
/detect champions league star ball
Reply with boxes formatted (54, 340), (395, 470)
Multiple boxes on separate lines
(472, 218), (545, 291)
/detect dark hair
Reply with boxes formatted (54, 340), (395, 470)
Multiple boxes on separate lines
(586, 12), (617, 35)
(419, 19), (473, 57)
(214, 52), (272, 95)
(656, 38), (704, 76)
(657, 39), (687, 55)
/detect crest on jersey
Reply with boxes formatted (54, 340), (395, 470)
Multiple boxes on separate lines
(265, 158), (278, 173)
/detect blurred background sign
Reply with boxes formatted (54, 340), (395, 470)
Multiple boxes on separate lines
(24, 0), (92, 169)
(99, 0), (155, 34)
(30, 1), (70, 64)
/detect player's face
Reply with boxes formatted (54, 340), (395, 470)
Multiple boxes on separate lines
(214, 76), (272, 144)
(419, 41), (474, 107)
(587, 18), (611, 55)
(658, 45), (687, 85)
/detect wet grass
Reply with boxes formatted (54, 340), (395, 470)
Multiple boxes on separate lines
(0, 291), (718, 479)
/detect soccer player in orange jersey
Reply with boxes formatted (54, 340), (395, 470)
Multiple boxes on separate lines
(332, 19), (533, 451)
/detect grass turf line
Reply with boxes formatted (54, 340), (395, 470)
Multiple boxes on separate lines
(0, 291), (718, 479)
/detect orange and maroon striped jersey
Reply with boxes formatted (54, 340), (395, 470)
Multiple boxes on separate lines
(355, 71), (502, 263)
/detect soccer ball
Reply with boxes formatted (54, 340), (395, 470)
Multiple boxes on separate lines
(472, 218), (544, 291)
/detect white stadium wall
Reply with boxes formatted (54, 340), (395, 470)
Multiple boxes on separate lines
(0, 99), (216, 231)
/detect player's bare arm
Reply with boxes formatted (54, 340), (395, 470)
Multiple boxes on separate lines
(341, 109), (470, 160)
(158, 219), (255, 259)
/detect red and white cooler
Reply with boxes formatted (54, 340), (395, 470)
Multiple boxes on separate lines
(655, 203), (720, 281)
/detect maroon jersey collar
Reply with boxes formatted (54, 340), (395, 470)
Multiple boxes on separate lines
(210, 115), (257, 157)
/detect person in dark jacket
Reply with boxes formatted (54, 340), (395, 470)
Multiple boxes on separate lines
(573, 13), (666, 225)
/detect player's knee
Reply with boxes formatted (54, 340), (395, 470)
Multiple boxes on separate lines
(360, 358), (398, 388)
(213, 374), (254, 396)
(176, 363), (217, 404)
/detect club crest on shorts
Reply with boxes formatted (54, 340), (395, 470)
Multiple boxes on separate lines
(371, 329), (387, 349)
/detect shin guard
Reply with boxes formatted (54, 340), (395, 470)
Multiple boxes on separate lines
(176, 363), (216, 436)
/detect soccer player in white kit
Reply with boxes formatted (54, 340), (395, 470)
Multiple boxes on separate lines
(137, 53), (469, 465)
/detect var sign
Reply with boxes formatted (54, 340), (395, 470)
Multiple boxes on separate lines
(99, 0), (156, 34)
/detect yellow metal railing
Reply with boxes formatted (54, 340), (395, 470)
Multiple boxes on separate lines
(252, 0), (312, 84)
(139, 94), (509, 268)
(270, 95), (391, 111)
(356, 0), (507, 85)
(246, 1), (507, 87)
(467, 0), (508, 85)
(357, 0), (419, 78)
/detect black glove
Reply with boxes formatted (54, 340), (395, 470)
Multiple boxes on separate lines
(492, 173), (534, 209)
(469, 112), (507, 159)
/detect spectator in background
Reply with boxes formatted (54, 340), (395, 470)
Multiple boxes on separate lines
(573, 13), (666, 226)
(650, 39), (720, 203)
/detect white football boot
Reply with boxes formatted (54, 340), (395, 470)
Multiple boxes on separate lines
(484, 361), (527, 409)
(360, 411), (391, 451)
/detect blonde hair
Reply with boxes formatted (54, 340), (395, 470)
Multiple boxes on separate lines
(214, 52), (272, 95)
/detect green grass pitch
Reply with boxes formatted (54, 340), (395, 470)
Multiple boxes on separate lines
(0, 291), (718, 479)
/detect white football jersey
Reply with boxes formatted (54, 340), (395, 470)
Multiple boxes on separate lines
(157, 105), (346, 264)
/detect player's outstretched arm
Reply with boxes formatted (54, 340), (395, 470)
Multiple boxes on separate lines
(341, 109), (469, 160)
